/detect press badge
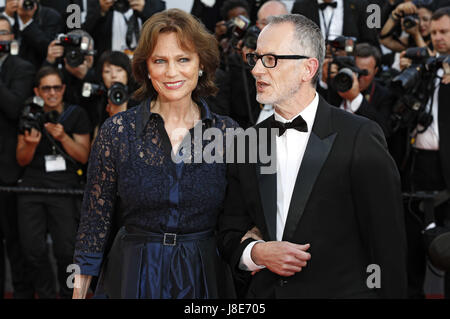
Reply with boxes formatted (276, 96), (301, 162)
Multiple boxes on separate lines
(45, 155), (66, 172)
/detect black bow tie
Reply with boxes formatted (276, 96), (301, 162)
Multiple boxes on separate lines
(271, 115), (308, 136)
(319, 1), (337, 10)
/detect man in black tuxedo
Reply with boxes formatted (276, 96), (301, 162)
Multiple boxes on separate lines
(291, 0), (379, 47)
(0, 15), (34, 298)
(217, 13), (407, 298)
(83, 0), (165, 60)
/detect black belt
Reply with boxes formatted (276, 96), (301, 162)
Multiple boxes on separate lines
(123, 225), (215, 246)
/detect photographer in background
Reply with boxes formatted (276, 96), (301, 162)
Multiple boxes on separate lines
(0, 14), (34, 299)
(215, 0), (251, 70)
(85, 50), (137, 140)
(319, 39), (393, 138)
(16, 66), (91, 299)
(210, 25), (261, 128)
(83, 0), (165, 60)
(394, 6), (450, 298)
(380, 0), (435, 53)
(45, 29), (99, 132)
(1, 0), (63, 68)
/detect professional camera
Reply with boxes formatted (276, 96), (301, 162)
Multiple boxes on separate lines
(18, 96), (59, 134)
(223, 15), (250, 44)
(55, 34), (94, 68)
(82, 82), (128, 105)
(22, 0), (37, 11)
(81, 82), (107, 99)
(241, 26), (260, 51)
(113, 0), (130, 13)
(108, 82), (129, 105)
(328, 36), (357, 55)
(390, 47), (449, 132)
(0, 40), (19, 55)
(331, 56), (368, 92)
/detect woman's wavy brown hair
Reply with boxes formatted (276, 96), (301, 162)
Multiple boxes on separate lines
(132, 9), (220, 101)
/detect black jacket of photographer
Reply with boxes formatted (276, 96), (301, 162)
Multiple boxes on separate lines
(0, 54), (35, 185)
(318, 78), (395, 138)
(2, 4), (64, 70)
(213, 53), (260, 129)
(18, 103), (91, 188)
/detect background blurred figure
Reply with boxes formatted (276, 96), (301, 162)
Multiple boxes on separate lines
(0, 0), (63, 68)
(291, 0), (379, 47)
(16, 66), (91, 299)
(0, 14), (34, 299)
(83, 0), (166, 60)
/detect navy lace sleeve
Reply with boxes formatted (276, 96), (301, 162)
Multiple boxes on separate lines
(74, 115), (120, 276)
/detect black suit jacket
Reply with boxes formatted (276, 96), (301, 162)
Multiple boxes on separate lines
(218, 95), (407, 298)
(83, 0), (165, 60)
(0, 55), (35, 185)
(291, 0), (379, 47)
(318, 80), (395, 138)
(17, 5), (63, 69)
(438, 82), (450, 190)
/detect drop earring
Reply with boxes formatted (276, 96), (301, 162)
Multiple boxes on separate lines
(198, 70), (203, 77)
(148, 74), (151, 80)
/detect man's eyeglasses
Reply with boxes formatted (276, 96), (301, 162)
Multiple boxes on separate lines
(40, 85), (64, 93)
(246, 53), (310, 68)
(0, 30), (12, 36)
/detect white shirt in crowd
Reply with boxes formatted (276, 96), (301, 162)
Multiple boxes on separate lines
(414, 67), (443, 151)
(112, 8), (142, 52)
(317, 0), (344, 41)
(240, 93), (320, 271)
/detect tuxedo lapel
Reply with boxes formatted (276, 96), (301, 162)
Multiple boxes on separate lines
(310, 0), (321, 29)
(438, 82), (450, 188)
(255, 115), (277, 241)
(342, 0), (358, 38)
(282, 98), (337, 242)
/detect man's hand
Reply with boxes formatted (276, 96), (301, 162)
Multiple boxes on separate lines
(23, 128), (41, 145)
(44, 123), (67, 142)
(338, 72), (360, 102)
(399, 50), (412, 71)
(4, 0), (19, 17)
(215, 20), (227, 40)
(46, 40), (64, 64)
(129, 0), (145, 12)
(392, 1), (417, 20)
(251, 241), (311, 277)
(18, 0), (37, 25)
(99, 0), (114, 15)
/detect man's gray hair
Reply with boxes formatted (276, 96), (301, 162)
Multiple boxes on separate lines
(267, 14), (325, 85)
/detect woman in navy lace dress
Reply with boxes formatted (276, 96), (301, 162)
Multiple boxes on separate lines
(72, 9), (240, 298)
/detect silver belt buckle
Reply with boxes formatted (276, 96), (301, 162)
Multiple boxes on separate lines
(163, 233), (177, 246)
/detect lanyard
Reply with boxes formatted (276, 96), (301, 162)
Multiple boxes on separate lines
(320, 8), (335, 41)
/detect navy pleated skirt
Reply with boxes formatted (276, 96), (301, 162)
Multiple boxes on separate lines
(94, 226), (236, 299)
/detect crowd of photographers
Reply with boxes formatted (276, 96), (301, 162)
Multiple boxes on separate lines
(0, 0), (449, 299)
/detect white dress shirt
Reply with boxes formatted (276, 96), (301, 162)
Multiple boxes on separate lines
(339, 93), (363, 114)
(240, 93), (320, 271)
(112, 9), (142, 52)
(317, 0), (344, 41)
(413, 68), (443, 151)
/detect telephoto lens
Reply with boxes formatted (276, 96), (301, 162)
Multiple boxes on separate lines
(108, 82), (129, 106)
